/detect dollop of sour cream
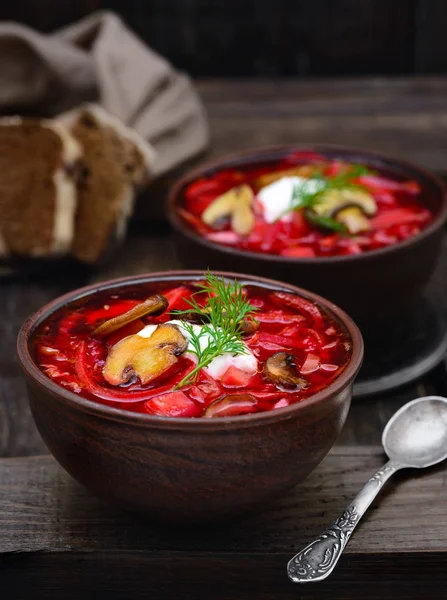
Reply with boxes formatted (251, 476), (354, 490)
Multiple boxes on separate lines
(137, 320), (258, 380)
(257, 176), (326, 223)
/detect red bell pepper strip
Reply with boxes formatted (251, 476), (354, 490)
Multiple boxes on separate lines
(255, 311), (305, 324)
(359, 175), (420, 194)
(271, 292), (323, 328)
(370, 208), (431, 230)
(162, 286), (194, 312)
(85, 300), (139, 326)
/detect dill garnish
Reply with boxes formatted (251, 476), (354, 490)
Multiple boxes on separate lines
(172, 272), (258, 388)
(277, 163), (372, 231)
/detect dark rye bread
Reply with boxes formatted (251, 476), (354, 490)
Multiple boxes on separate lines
(0, 119), (80, 258)
(65, 108), (154, 264)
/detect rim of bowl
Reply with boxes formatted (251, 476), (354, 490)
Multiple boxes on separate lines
(168, 143), (447, 266)
(17, 270), (363, 431)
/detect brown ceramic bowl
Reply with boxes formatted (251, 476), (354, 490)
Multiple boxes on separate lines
(168, 145), (447, 324)
(17, 271), (363, 521)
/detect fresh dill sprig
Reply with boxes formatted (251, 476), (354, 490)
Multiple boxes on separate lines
(172, 272), (258, 388)
(277, 163), (372, 231)
(305, 211), (347, 233)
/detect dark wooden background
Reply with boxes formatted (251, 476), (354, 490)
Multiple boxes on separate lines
(1, 0), (447, 76)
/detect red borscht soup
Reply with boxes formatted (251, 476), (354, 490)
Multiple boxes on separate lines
(33, 274), (351, 418)
(178, 151), (433, 257)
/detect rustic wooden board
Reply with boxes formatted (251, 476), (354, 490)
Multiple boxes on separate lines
(197, 78), (447, 173)
(1, 448), (446, 599)
(5, 1), (447, 76)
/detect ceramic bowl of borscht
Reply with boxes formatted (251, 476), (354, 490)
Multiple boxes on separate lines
(18, 271), (362, 521)
(169, 145), (447, 322)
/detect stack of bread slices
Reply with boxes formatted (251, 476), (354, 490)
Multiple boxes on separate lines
(0, 104), (155, 264)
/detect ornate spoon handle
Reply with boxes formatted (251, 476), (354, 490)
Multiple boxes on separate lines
(287, 460), (401, 583)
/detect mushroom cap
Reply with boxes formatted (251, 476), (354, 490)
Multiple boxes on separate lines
(263, 351), (308, 389)
(313, 188), (377, 218)
(202, 184), (255, 235)
(103, 324), (188, 386)
(93, 294), (168, 337)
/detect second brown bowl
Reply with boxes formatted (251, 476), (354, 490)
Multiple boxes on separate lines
(168, 145), (447, 323)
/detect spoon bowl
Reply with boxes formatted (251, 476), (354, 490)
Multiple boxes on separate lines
(383, 396), (447, 468)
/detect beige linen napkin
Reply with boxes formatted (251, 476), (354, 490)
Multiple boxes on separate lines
(0, 10), (208, 176)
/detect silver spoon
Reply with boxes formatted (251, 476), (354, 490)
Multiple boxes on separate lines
(287, 395), (447, 583)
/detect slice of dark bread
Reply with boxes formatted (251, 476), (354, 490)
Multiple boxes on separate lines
(58, 105), (155, 263)
(0, 118), (81, 258)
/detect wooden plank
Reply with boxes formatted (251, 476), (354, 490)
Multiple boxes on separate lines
(4, 1), (447, 78)
(1, 450), (446, 599)
(1, 449), (446, 554)
(414, 0), (447, 73)
(196, 77), (447, 172)
(3, 552), (447, 600)
(83, 0), (415, 77)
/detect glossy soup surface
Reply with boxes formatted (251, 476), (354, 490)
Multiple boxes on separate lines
(179, 152), (433, 258)
(33, 282), (352, 418)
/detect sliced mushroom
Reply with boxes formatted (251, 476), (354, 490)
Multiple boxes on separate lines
(310, 188), (377, 234)
(256, 164), (325, 187)
(93, 294), (168, 338)
(334, 188), (376, 217)
(232, 197), (255, 236)
(204, 393), (258, 418)
(103, 324), (188, 386)
(239, 316), (260, 335)
(263, 352), (308, 389)
(335, 206), (371, 234)
(202, 185), (255, 235)
(201, 188), (236, 227)
(179, 310), (210, 325)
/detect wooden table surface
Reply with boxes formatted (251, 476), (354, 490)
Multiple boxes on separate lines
(1, 77), (447, 598)
(2, 448), (446, 600)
